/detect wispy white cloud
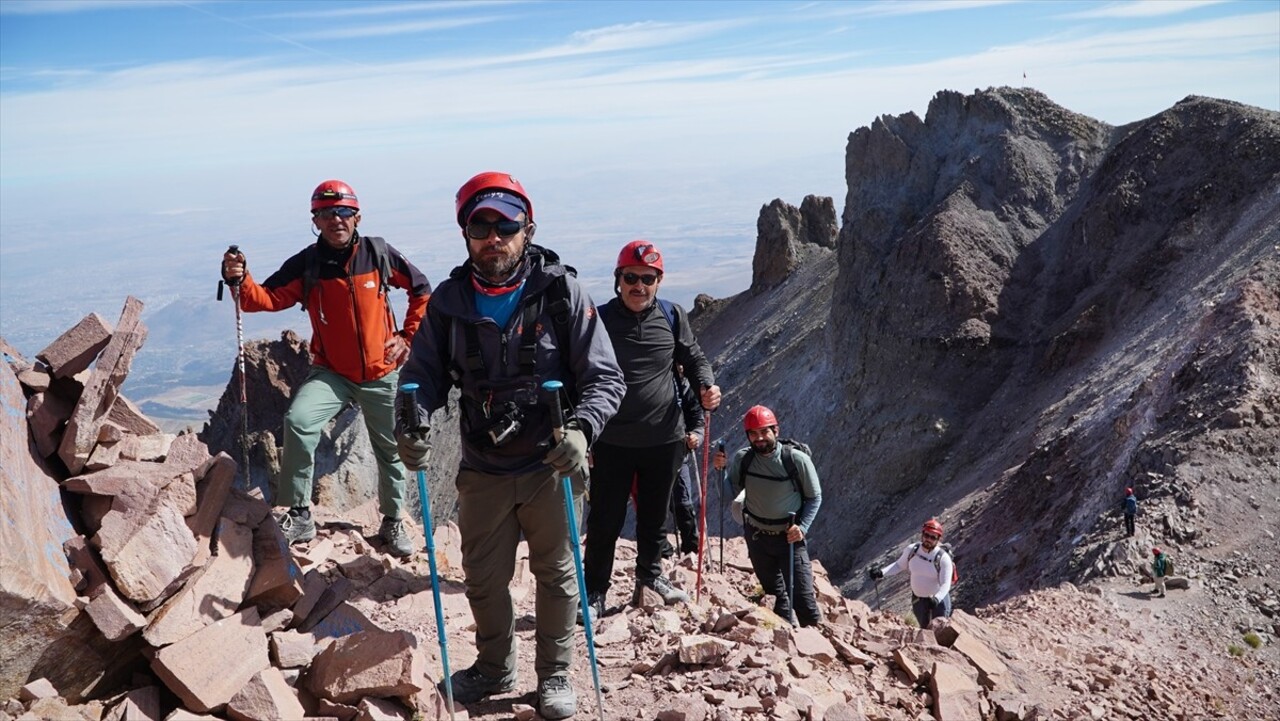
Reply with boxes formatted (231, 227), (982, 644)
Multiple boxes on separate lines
(255, 0), (525, 20)
(289, 15), (502, 41)
(0, 0), (178, 14)
(1060, 0), (1229, 20)
(812, 0), (1017, 19)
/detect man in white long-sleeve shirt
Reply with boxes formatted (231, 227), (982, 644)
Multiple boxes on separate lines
(870, 518), (953, 627)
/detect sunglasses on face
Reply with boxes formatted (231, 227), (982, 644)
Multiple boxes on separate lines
(922, 533), (941, 540)
(314, 207), (358, 219)
(621, 272), (659, 286)
(466, 218), (526, 240)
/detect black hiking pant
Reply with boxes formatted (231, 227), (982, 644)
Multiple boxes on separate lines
(667, 452), (700, 555)
(1124, 513), (1135, 537)
(744, 523), (821, 627)
(584, 440), (685, 593)
(912, 593), (952, 628)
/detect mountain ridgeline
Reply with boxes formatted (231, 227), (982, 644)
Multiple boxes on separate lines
(691, 87), (1280, 605)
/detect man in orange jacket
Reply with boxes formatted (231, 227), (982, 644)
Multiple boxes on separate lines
(220, 179), (431, 556)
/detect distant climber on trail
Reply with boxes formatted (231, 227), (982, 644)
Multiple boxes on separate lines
(870, 518), (954, 627)
(1151, 547), (1171, 598)
(219, 179), (431, 558)
(583, 240), (720, 619)
(1122, 486), (1138, 537)
(395, 171), (624, 719)
(713, 405), (823, 627)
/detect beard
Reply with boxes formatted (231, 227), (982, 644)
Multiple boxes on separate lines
(471, 242), (525, 283)
(750, 437), (777, 455)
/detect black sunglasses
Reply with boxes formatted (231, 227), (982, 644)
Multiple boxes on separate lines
(314, 207), (358, 219)
(466, 218), (526, 240)
(621, 272), (659, 286)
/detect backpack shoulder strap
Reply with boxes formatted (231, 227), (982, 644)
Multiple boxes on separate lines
(656, 298), (678, 335)
(780, 443), (801, 495)
(300, 245), (320, 311)
(546, 271), (574, 365)
(364, 236), (393, 299)
(737, 448), (755, 488)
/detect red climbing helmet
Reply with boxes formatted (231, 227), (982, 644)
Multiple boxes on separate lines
(615, 239), (664, 274)
(742, 405), (778, 432)
(1152, 547), (1162, 556)
(1125, 487), (1134, 496)
(923, 519), (944, 538)
(455, 171), (533, 226)
(311, 179), (359, 211)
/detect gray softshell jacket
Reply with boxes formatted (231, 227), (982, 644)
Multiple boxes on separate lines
(401, 246), (625, 475)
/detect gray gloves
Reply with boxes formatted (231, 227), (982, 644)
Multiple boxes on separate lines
(544, 422), (588, 477)
(397, 432), (431, 472)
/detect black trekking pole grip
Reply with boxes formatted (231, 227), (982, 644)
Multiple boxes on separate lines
(541, 380), (565, 444)
(396, 382), (423, 431)
(224, 244), (244, 288)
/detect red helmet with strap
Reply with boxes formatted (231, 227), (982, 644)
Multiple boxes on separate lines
(923, 519), (944, 537)
(455, 171), (533, 226)
(311, 179), (359, 211)
(742, 405), (778, 432)
(615, 239), (664, 274)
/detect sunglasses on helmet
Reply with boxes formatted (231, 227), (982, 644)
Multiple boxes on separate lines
(621, 272), (659, 286)
(466, 218), (527, 240)
(313, 206), (358, 219)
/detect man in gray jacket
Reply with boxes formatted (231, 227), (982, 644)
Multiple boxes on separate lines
(397, 172), (625, 719)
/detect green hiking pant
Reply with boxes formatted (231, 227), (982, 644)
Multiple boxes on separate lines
(456, 465), (585, 681)
(277, 365), (406, 519)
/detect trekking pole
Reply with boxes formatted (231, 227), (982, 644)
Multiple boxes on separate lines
(873, 577), (883, 611)
(787, 512), (798, 627)
(695, 409), (713, 602)
(717, 441), (726, 575)
(541, 380), (605, 720)
(396, 383), (455, 720)
(218, 245), (251, 491)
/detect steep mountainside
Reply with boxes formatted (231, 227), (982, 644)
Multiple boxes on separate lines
(693, 88), (1280, 622)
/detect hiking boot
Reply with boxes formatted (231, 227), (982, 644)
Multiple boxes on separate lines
(277, 507), (316, 545)
(379, 516), (414, 558)
(443, 665), (516, 705)
(634, 575), (689, 605)
(576, 591), (605, 626)
(538, 675), (577, 720)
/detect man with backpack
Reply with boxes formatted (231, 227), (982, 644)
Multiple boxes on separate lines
(869, 518), (954, 627)
(1151, 547), (1171, 598)
(1122, 487), (1138, 537)
(582, 240), (720, 618)
(396, 172), (624, 718)
(219, 179), (431, 557)
(712, 405), (823, 627)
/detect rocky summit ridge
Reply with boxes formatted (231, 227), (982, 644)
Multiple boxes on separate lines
(2, 87), (1278, 720)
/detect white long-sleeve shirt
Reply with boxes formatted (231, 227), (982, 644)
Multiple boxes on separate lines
(881, 542), (953, 602)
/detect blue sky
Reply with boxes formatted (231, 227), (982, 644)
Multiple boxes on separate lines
(1, 0), (1277, 354)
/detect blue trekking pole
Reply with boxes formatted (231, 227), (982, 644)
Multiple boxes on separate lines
(396, 383), (455, 720)
(542, 380), (605, 720)
(787, 512), (798, 627)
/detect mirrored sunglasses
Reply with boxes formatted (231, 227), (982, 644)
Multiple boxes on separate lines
(466, 218), (526, 240)
(621, 272), (659, 286)
(313, 206), (358, 219)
